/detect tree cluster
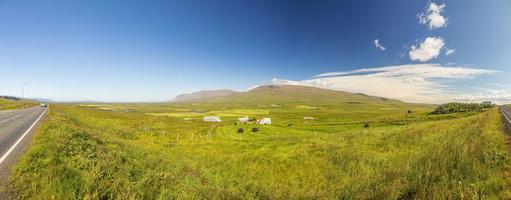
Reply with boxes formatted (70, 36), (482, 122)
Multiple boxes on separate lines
(431, 102), (492, 115)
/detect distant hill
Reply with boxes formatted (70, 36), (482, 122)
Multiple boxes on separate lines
(172, 85), (406, 105)
(0, 95), (53, 102)
(0, 95), (21, 101)
(171, 89), (239, 102)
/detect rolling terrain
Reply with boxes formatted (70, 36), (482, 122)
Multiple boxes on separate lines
(173, 85), (407, 105)
(9, 86), (511, 199)
(171, 89), (239, 102)
(0, 98), (37, 111)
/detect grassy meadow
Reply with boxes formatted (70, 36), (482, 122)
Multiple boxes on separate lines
(0, 98), (37, 110)
(9, 86), (511, 199)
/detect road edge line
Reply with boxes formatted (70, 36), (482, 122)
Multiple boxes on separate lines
(501, 108), (511, 125)
(0, 108), (47, 164)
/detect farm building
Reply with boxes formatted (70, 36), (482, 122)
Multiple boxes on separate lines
(482, 101), (492, 106)
(303, 116), (315, 120)
(203, 116), (222, 122)
(257, 118), (271, 125)
(239, 116), (249, 123)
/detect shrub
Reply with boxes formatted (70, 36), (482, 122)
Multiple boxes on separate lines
(431, 102), (488, 115)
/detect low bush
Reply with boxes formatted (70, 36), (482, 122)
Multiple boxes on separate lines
(431, 102), (491, 115)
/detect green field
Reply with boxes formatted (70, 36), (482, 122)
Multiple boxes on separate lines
(9, 86), (511, 199)
(0, 98), (37, 110)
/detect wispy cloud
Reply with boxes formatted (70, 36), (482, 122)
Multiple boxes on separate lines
(373, 39), (386, 50)
(445, 48), (455, 56)
(270, 64), (499, 104)
(409, 37), (445, 62)
(453, 89), (511, 105)
(418, 2), (448, 30)
(315, 64), (496, 79)
(268, 3), (499, 104)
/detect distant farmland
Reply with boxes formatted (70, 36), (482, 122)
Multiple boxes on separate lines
(10, 86), (511, 199)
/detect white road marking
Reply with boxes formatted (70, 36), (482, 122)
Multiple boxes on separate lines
(0, 118), (11, 124)
(0, 113), (24, 125)
(0, 110), (15, 116)
(0, 108), (47, 165)
(501, 108), (511, 125)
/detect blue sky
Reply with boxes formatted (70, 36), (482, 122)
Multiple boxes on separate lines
(0, 0), (510, 103)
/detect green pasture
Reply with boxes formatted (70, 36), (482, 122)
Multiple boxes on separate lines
(10, 100), (511, 199)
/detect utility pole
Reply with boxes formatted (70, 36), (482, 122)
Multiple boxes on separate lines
(21, 83), (30, 101)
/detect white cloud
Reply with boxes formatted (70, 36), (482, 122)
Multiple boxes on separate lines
(445, 48), (455, 56)
(373, 39), (386, 50)
(453, 90), (511, 105)
(409, 37), (445, 62)
(418, 2), (448, 30)
(315, 64), (497, 79)
(269, 64), (498, 104)
(245, 85), (260, 91)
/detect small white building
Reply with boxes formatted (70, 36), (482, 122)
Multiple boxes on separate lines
(303, 116), (315, 120)
(203, 116), (222, 122)
(239, 116), (250, 123)
(257, 118), (271, 125)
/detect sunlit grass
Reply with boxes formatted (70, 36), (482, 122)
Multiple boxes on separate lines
(210, 109), (270, 116)
(10, 103), (511, 199)
(145, 112), (206, 118)
(0, 98), (37, 110)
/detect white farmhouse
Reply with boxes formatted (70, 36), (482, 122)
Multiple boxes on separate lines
(257, 118), (271, 125)
(239, 116), (250, 123)
(203, 116), (222, 122)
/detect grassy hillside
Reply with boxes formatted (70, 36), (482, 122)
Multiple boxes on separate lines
(0, 98), (37, 110)
(175, 85), (409, 106)
(10, 92), (511, 199)
(172, 89), (239, 102)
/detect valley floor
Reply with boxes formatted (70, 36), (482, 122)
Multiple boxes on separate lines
(8, 104), (511, 199)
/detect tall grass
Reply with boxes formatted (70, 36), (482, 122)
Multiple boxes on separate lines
(10, 105), (511, 199)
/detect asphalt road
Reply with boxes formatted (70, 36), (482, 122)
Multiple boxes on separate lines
(501, 106), (511, 126)
(0, 106), (47, 196)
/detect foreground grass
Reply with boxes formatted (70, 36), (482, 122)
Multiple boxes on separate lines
(10, 105), (511, 199)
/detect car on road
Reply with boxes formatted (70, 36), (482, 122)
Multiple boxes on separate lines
(40, 103), (48, 107)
